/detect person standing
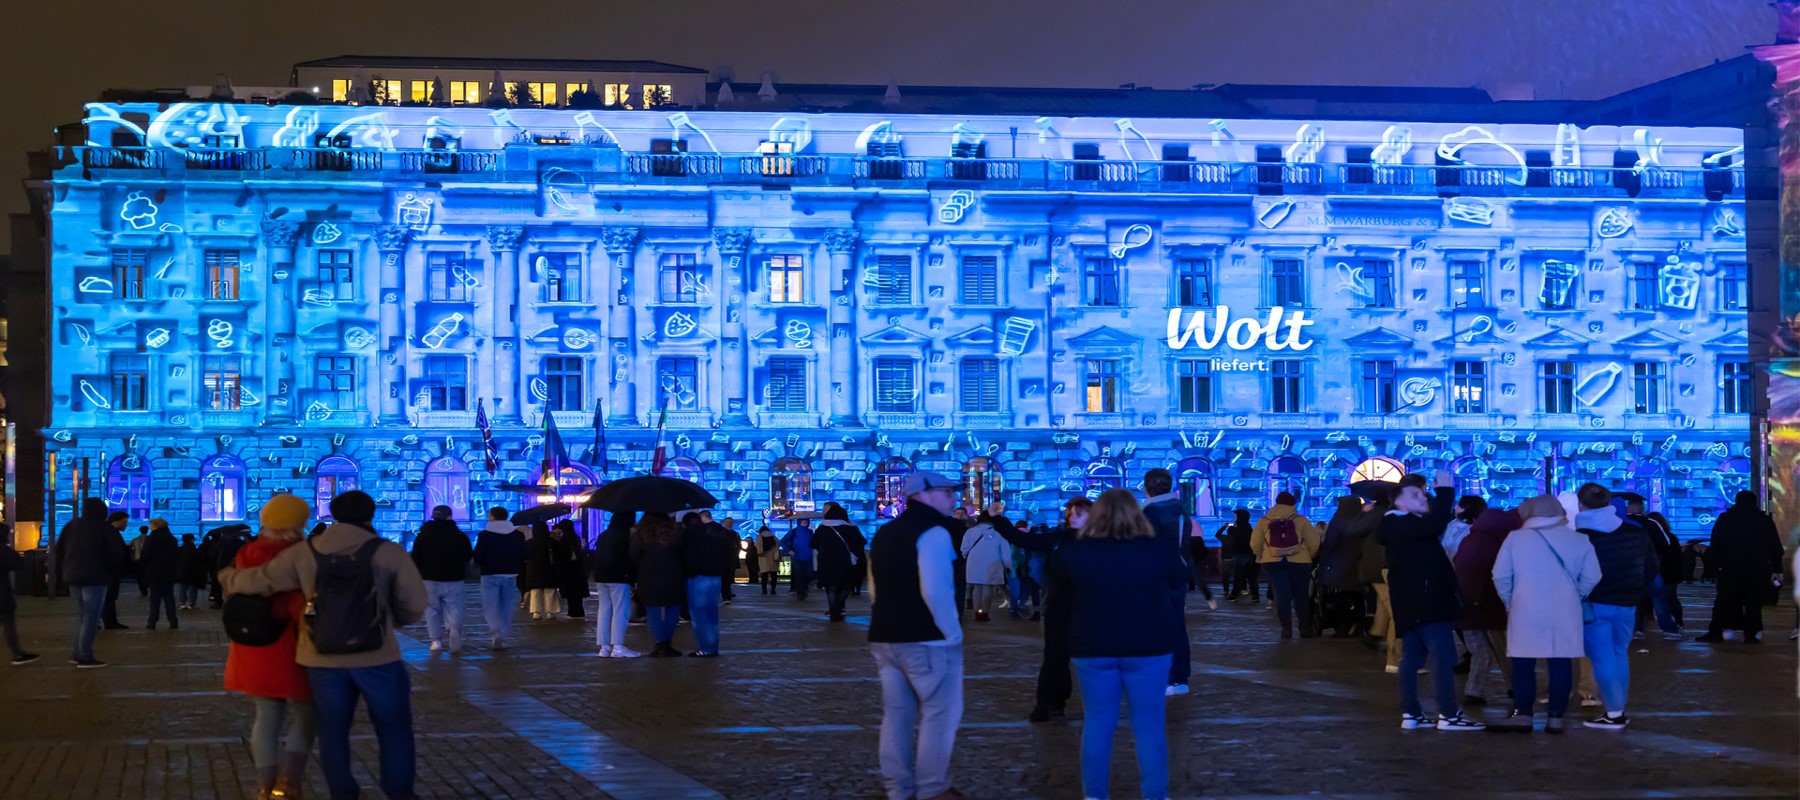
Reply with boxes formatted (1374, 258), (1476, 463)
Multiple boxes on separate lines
(713, 513), (738, 604)
(224, 494), (316, 798)
(868, 472), (965, 800)
(1380, 471), (1484, 731)
(814, 504), (867, 622)
(177, 533), (206, 610)
(1626, 498), (1684, 639)
(55, 498), (124, 668)
(781, 519), (816, 600)
(139, 518), (180, 630)
(1000, 498), (1089, 722)
(1573, 483), (1658, 730)
(220, 491), (427, 800)
(755, 526), (781, 594)
(958, 513), (1009, 623)
(632, 512), (687, 657)
(1695, 491), (1786, 645)
(472, 507), (527, 651)
(593, 512), (640, 658)
(410, 505), (473, 654)
(100, 512), (132, 630)
(1054, 489), (1186, 800)
(524, 521), (562, 621)
(1441, 496), (1487, 560)
(554, 520), (590, 620)
(1452, 507), (1519, 707)
(0, 531), (37, 665)
(1140, 469), (1197, 695)
(681, 512), (730, 657)
(1491, 494), (1600, 734)
(1314, 496), (1371, 637)
(1215, 509), (1258, 602)
(1251, 492), (1322, 640)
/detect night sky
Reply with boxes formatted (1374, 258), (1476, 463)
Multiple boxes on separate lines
(0, 0), (1769, 255)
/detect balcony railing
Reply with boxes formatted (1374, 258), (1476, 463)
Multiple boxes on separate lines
(183, 148), (267, 171)
(287, 147), (386, 171)
(397, 150), (498, 174)
(81, 147), (163, 170)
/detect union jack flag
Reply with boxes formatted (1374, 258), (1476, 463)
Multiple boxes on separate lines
(475, 398), (499, 472)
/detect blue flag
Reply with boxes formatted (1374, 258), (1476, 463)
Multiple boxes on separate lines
(543, 408), (571, 477)
(475, 399), (499, 472)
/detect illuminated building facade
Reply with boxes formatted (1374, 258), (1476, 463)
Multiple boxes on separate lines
(25, 92), (1760, 539)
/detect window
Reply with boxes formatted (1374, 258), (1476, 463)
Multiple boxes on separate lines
(874, 255), (913, 305)
(1072, 143), (1102, 181)
(604, 83), (631, 107)
(380, 80), (402, 105)
(1540, 260), (1577, 309)
(961, 457), (1003, 511)
(874, 457), (914, 519)
(540, 253), (582, 303)
(767, 255), (804, 303)
(656, 356), (699, 411)
(331, 79), (351, 103)
(642, 84), (673, 107)
(1450, 259), (1487, 309)
(873, 357), (918, 413)
(528, 82), (558, 106)
(1630, 258), (1660, 310)
(564, 82), (585, 102)
(658, 254), (700, 302)
(1084, 359), (1121, 412)
(1632, 362), (1666, 413)
(409, 80), (432, 104)
(1359, 258), (1395, 308)
(960, 358), (1001, 413)
(424, 355), (467, 411)
(112, 248), (147, 300)
(448, 81), (480, 105)
(428, 253), (469, 302)
(1270, 360), (1303, 413)
(1361, 360), (1396, 413)
(1176, 359), (1213, 413)
(318, 250), (355, 300)
(314, 456), (360, 518)
(1267, 455), (1308, 510)
(424, 456), (471, 522)
(105, 456), (153, 521)
(110, 354), (151, 411)
(1721, 360), (1753, 414)
(204, 250), (240, 300)
(1082, 458), (1124, 498)
(1270, 257), (1304, 307)
(200, 455), (246, 522)
(1175, 457), (1217, 518)
(1626, 458), (1667, 512)
(203, 356), (241, 410)
(1540, 360), (1575, 414)
(542, 357), (584, 412)
(1451, 360), (1486, 413)
(769, 457), (812, 518)
(1176, 258), (1213, 306)
(1719, 260), (1747, 310)
(1453, 456), (1489, 497)
(766, 357), (808, 411)
(1083, 258), (1120, 306)
(958, 256), (998, 305)
(315, 355), (357, 410)
(1349, 456), (1406, 484)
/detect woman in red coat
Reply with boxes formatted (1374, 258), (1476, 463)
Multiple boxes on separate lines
(225, 494), (314, 799)
(1451, 507), (1521, 708)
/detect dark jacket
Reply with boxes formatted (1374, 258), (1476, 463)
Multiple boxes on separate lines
(1630, 512), (1682, 585)
(631, 529), (687, 607)
(1215, 522), (1253, 558)
(1452, 509), (1519, 631)
(1053, 536), (1189, 658)
(1707, 499), (1785, 582)
(410, 519), (473, 583)
(592, 514), (636, 584)
(0, 542), (20, 613)
(555, 531), (589, 600)
(812, 520), (867, 585)
(55, 500), (125, 586)
(1141, 495), (1190, 571)
(682, 522), (736, 579)
(1575, 507), (1658, 607)
(869, 502), (955, 644)
(1353, 507), (1389, 585)
(1377, 486), (1460, 636)
(178, 542), (208, 586)
(138, 526), (180, 585)
(1315, 499), (1370, 591)
(472, 523), (527, 576)
(524, 530), (564, 590)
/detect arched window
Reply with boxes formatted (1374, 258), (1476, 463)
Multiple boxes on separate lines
(663, 457), (703, 485)
(1081, 457), (1124, 498)
(530, 461), (601, 539)
(1548, 455), (1578, 496)
(1625, 458), (1667, 511)
(423, 456), (471, 522)
(874, 456), (914, 519)
(1717, 457), (1752, 503)
(1348, 456), (1407, 485)
(314, 455), (361, 519)
(1267, 455), (1308, 510)
(200, 454), (246, 522)
(770, 457), (812, 518)
(1452, 456), (1489, 498)
(105, 455), (153, 523)
(1175, 457), (1217, 518)
(961, 457), (1005, 512)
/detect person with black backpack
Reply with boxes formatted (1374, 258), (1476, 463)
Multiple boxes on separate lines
(220, 491), (428, 800)
(223, 493), (316, 799)
(1251, 492), (1322, 640)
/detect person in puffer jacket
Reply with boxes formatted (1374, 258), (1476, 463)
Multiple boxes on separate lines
(1571, 483), (1658, 731)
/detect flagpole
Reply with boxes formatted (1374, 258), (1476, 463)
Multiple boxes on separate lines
(594, 396), (608, 479)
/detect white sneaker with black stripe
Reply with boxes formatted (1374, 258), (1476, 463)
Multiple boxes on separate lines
(1436, 713), (1487, 731)
(1400, 712), (1430, 730)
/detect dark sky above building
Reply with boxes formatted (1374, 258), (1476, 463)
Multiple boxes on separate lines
(0, 0), (1769, 253)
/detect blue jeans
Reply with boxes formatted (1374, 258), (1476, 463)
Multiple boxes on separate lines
(1648, 576), (1681, 634)
(1265, 560), (1313, 633)
(1073, 655), (1172, 800)
(1584, 602), (1635, 713)
(70, 584), (106, 661)
(647, 605), (680, 644)
(423, 580), (464, 651)
(309, 661), (415, 800)
(1510, 657), (1573, 718)
(479, 574), (519, 645)
(1397, 620), (1460, 718)
(686, 576), (721, 653)
(871, 642), (963, 800)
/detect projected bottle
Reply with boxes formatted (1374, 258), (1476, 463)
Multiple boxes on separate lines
(421, 313), (464, 349)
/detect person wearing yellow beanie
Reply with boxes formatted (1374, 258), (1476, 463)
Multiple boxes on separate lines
(261, 493), (311, 534)
(229, 491), (316, 797)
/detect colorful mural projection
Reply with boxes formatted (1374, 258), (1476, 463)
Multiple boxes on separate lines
(1757, 20), (1800, 546)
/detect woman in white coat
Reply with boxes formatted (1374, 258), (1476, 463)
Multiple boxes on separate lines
(961, 515), (1012, 622)
(1492, 494), (1601, 733)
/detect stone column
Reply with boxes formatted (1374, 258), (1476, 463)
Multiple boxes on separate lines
(601, 226), (641, 425)
(486, 225), (525, 423)
(373, 225), (411, 424)
(824, 227), (861, 427)
(714, 227), (754, 425)
(259, 217), (301, 424)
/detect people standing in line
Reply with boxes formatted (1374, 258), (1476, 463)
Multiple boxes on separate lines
(959, 511), (1010, 623)
(139, 518), (180, 630)
(756, 526), (781, 594)
(410, 505), (473, 655)
(1441, 496), (1487, 560)
(1054, 489), (1186, 800)
(1492, 494), (1601, 734)
(682, 511), (731, 657)
(1573, 483), (1658, 730)
(1000, 497), (1089, 722)
(781, 519), (816, 601)
(632, 512), (688, 658)
(593, 512), (640, 658)
(554, 520), (590, 620)
(224, 494), (317, 798)
(868, 471), (965, 800)
(56, 498), (125, 668)
(1626, 497), (1684, 639)
(472, 507), (527, 651)
(1251, 491), (1322, 640)
(177, 533), (206, 610)
(0, 530), (37, 665)
(815, 503), (868, 622)
(220, 491), (428, 800)
(1452, 507), (1519, 707)
(1314, 496), (1371, 638)
(100, 511), (132, 630)
(1140, 469), (1197, 696)
(524, 521), (563, 621)
(1695, 491), (1786, 645)
(1380, 471), (1485, 731)
(1215, 509), (1258, 602)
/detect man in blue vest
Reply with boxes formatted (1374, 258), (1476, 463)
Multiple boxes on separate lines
(1141, 468), (1195, 696)
(868, 471), (965, 800)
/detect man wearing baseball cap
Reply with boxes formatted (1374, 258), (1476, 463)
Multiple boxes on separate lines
(868, 471), (965, 800)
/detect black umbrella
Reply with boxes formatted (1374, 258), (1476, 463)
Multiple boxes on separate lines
(581, 475), (717, 514)
(1348, 479), (1399, 503)
(511, 503), (572, 527)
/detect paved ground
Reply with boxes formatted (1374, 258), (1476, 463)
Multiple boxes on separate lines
(0, 581), (1793, 799)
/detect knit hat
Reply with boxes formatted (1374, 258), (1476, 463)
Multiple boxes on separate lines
(329, 491), (377, 526)
(1516, 494), (1565, 524)
(261, 493), (312, 531)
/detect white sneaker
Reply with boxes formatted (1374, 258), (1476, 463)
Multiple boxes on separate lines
(1207, 599), (1219, 611)
(1384, 665), (1400, 674)
(429, 641), (442, 652)
(1580, 694), (1602, 708)
(1164, 683), (1190, 696)
(612, 645), (643, 659)
(597, 646), (614, 658)
(1436, 713), (1487, 732)
(1400, 712), (1430, 730)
